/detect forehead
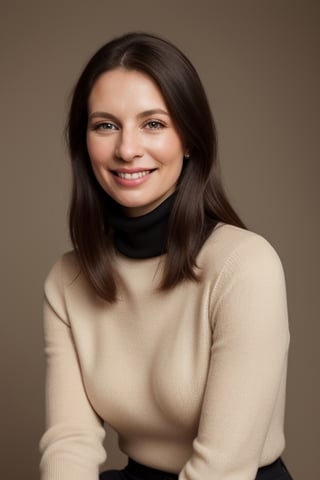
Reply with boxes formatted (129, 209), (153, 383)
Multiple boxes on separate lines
(88, 68), (167, 113)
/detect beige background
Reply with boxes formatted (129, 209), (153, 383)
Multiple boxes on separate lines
(1, 1), (319, 478)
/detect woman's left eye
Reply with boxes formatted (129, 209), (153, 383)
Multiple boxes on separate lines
(144, 120), (165, 129)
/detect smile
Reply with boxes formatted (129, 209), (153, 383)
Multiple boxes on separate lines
(114, 170), (154, 179)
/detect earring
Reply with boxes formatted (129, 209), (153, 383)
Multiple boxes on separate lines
(184, 152), (190, 159)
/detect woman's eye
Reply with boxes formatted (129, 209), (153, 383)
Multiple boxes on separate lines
(145, 120), (165, 130)
(93, 122), (118, 131)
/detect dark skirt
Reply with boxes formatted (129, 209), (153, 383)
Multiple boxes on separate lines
(100, 457), (293, 480)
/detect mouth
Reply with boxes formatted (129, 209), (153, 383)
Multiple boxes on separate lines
(112, 169), (156, 180)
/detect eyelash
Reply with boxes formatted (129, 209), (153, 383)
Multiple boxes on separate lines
(144, 120), (166, 129)
(92, 122), (117, 131)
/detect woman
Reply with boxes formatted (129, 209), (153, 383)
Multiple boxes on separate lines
(39, 32), (293, 480)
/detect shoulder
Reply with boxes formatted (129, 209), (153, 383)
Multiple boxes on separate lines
(199, 223), (285, 285)
(44, 251), (81, 303)
(200, 225), (289, 341)
(44, 251), (103, 320)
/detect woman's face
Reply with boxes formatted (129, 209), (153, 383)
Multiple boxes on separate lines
(86, 68), (185, 217)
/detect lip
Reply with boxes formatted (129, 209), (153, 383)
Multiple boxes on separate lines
(112, 168), (155, 174)
(111, 168), (156, 187)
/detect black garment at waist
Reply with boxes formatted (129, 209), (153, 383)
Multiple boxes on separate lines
(100, 457), (293, 480)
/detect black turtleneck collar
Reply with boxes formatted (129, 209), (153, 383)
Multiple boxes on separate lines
(108, 194), (176, 259)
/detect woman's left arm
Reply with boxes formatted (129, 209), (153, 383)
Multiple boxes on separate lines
(179, 235), (290, 480)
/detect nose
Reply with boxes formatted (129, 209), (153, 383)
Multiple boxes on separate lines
(115, 128), (143, 162)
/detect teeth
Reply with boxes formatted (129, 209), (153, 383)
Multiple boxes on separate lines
(117, 170), (151, 179)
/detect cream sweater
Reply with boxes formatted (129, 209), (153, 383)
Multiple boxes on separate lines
(39, 224), (290, 480)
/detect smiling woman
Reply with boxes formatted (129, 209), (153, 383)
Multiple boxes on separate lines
(39, 32), (293, 480)
(86, 69), (185, 217)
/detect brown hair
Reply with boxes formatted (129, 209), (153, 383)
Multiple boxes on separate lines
(67, 32), (245, 302)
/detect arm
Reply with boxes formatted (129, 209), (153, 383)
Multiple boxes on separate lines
(179, 236), (290, 480)
(39, 256), (106, 480)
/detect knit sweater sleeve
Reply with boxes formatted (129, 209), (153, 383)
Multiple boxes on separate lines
(179, 235), (290, 480)
(39, 254), (106, 480)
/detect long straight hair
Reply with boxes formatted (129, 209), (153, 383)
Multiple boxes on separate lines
(67, 32), (245, 302)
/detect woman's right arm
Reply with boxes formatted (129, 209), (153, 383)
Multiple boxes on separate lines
(39, 256), (106, 480)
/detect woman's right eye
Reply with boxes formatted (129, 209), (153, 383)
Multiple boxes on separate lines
(92, 122), (118, 131)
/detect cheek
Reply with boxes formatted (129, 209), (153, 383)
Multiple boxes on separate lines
(86, 140), (112, 191)
(87, 137), (112, 166)
(154, 136), (184, 165)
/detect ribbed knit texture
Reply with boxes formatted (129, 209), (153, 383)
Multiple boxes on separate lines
(108, 193), (175, 258)
(40, 224), (290, 480)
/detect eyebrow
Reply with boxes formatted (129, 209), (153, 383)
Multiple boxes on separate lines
(88, 109), (169, 121)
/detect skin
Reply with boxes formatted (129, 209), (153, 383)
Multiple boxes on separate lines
(86, 68), (186, 217)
